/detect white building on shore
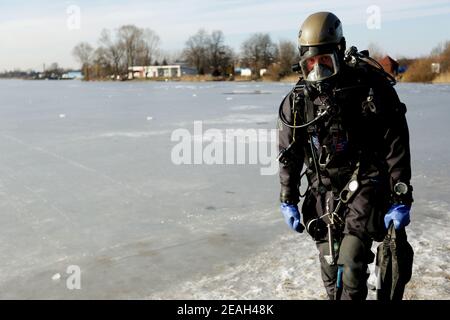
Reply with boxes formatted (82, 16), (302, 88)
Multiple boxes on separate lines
(129, 65), (197, 79)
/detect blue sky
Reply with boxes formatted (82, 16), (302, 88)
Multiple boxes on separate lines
(0, 0), (449, 70)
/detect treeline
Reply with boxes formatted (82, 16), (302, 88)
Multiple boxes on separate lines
(72, 25), (300, 81)
(402, 41), (450, 83)
(73, 25), (161, 80)
(0, 63), (77, 80)
(0, 70), (40, 80)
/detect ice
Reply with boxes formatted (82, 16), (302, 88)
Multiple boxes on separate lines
(203, 113), (276, 125)
(229, 105), (262, 111)
(98, 131), (171, 139)
(52, 273), (61, 281)
(0, 80), (448, 299)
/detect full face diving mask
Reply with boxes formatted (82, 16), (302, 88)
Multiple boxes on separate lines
(300, 52), (339, 83)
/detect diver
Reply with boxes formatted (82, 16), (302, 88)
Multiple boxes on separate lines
(277, 12), (413, 300)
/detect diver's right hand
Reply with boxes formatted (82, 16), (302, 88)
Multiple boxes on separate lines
(280, 203), (305, 233)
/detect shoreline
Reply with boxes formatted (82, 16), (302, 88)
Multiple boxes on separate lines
(1, 76), (449, 84)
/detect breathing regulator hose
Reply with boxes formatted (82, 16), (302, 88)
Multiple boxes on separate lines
(278, 89), (338, 130)
(279, 45), (395, 131)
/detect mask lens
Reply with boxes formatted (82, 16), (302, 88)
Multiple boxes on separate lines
(300, 53), (339, 82)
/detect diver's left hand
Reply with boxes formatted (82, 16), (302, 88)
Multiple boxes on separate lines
(280, 203), (305, 233)
(384, 204), (411, 230)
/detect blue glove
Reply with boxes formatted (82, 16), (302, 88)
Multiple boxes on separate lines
(280, 203), (304, 233)
(384, 204), (411, 230)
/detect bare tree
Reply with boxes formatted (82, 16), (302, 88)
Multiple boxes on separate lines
(241, 33), (277, 78)
(207, 30), (225, 75)
(217, 46), (235, 76)
(207, 30), (234, 76)
(93, 47), (113, 79)
(73, 25), (161, 80)
(162, 50), (183, 65)
(99, 27), (160, 78)
(72, 42), (94, 66)
(183, 29), (209, 75)
(137, 28), (161, 66)
(118, 25), (144, 78)
(116, 25), (160, 78)
(183, 29), (234, 76)
(47, 62), (60, 72)
(98, 29), (125, 79)
(44, 62), (64, 79)
(277, 40), (299, 77)
(430, 40), (450, 73)
(72, 42), (94, 80)
(430, 41), (450, 57)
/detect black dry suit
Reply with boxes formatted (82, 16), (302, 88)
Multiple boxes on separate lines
(278, 63), (413, 300)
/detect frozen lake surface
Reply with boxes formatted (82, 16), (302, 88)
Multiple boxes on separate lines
(0, 79), (448, 299)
